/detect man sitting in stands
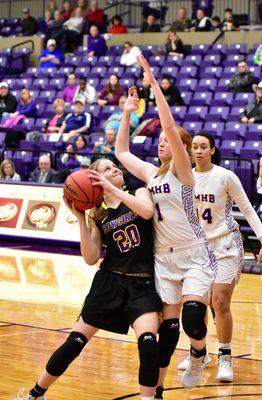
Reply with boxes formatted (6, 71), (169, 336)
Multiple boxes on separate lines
(38, 39), (63, 69)
(30, 154), (58, 183)
(228, 60), (257, 93)
(0, 82), (18, 122)
(59, 98), (91, 140)
(240, 81), (262, 124)
(20, 8), (38, 36)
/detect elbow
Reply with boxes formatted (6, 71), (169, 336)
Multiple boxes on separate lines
(83, 255), (99, 266)
(142, 206), (154, 220)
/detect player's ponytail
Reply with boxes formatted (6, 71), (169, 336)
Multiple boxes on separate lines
(88, 159), (107, 221)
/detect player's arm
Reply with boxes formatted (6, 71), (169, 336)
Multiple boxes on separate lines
(137, 55), (194, 187)
(64, 197), (102, 264)
(115, 90), (158, 184)
(227, 171), (262, 261)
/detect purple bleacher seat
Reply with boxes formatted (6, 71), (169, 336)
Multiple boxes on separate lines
(161, 65), (179, 77)
(5, 78), (16, 89)
(96, 55), (114, 67)
(0, 132), (6, 146)
(221, 139), (243, 156)
(86, 105), (100, 118)
(212, 92), (234, 106)
(184, 55), (202, 66)
(15, 78), (33, 89)
(221, 66), (237, 79)
(228, 43), (247, 54)
(143, 106), (158, 119)
(239, 141), (262, 158)
(38, 90), (56, 103)
(180, 91), (192, 105)
(191, 44), (209, 55)
(88, 78), (100, 88)
(0, 55), (8, 68)
(99, 105), (117, 120)
(223, 54), (243, 66)
(75, 66), (90, 76)
(234, 91), (255, 103)
(166, 55), (184, 67)
(1, 26), (13, 36)
(182, 121), (203, 134)
(28, 89), (39, 98)
(74, 45), (88, 55)
(9, 18), (21, 27)
(46, 77), (66, 90)
(124, 66), (141, 78)
(210, 44), (227, 55)
(191, 92), (213, 106)
(141, 45), (158, 55)
(107, 66), (124, 76)
(184, 106), (208, 121)
(90, 66), (107, 78)
(22, 67), (37, 78)
(149, 66), (160, 76)
(206, 106), (230, 122)
(35, 103), (46, 117)
(248, 66), (261, 78)
(177, 78), (197, 91)
(170, 106), (187, 120)
(217, 78), (230, 91)
(247, 123), (262, 136)
(0, 18), (7, 27)
(31, 78), (49, 90)
(202, 54), (221, 66)
(223, 122), (246, 138)
(197, 79), (217, 91)
(34, 118), (49, 130)
(63, 55), (81, 67)
(82, 55), (98, 66)
(119, 78), (135, 88)
(203, 122), (224, 137)
(107, 45), (123, 56)
(179, 65), (197, 78)
(246, 54), (256, 65)
(149, 55), (166, 67)
(20, 117), (35, 130)
(228, 106), (245, 121)
(201, 66), (222, 79)
(38, 68), (56, 78)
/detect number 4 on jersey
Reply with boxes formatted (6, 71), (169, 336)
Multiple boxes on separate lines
(199, 207), (212, 224)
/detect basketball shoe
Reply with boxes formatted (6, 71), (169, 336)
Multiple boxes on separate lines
(154, 385), (164, 399)
(182, 355), (205, 388)
(217, 353), (233, 382)
(178, 351), (211, 370)
(16, 388), (47, 400)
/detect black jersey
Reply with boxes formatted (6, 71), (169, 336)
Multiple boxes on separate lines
(95, 194), (154, 275)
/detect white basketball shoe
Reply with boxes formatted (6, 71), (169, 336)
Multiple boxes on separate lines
(217, 353), (233, 382)
(16, 388), (47, 400)
(182, 355), (205, 388)
(178, 351), (211, 370)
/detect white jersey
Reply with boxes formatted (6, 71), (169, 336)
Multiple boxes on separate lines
(193, 165), (262, 240)
(147, 170), (207, 250)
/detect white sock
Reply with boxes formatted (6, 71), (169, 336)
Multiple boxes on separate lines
(140, 397), (154, 400)
(219, 342), (231, 350)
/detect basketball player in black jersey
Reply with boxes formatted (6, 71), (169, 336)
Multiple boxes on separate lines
(18, 158), (162, 400)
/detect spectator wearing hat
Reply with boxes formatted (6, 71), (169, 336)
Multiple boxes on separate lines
(228, 60), (257, 93)
(73, 76), (97, 105)
(59, 97), (91, 140)
(240, 81), (262, 124)
(87, 25), (107, 57)
(21, 8), (38, 36)
(38, 39), (63, 68)
(109, 15), (127, 34)
(140, 14), (161, 32)
(0, 82), (18, 122)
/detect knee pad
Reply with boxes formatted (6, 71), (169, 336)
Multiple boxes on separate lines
(46, 331), (88, 376)
(158, 318), (180, 368)
(138, 332), (159, 387)
(182, 301), (207, 341)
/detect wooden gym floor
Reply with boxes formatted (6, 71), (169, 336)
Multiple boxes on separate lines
(0, 247), (261, 400)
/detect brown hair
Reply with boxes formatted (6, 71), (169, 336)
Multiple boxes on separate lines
(0, 159), (16, 178)
(105, 74), (121, 95)
(157, 125), (192, 177)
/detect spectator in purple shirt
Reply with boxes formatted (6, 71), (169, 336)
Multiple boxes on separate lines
(62, 73), (78, 104)
(87, 25), (107, 57)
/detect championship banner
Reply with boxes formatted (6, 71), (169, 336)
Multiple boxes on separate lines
(0, 183), (80, 242)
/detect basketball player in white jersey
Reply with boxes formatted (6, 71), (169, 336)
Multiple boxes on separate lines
(116, 55), (217, 396)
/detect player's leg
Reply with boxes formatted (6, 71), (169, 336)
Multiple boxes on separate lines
(132, 312), (160, 400)
(212, 281), (235, 382)
(23, 317), (98, 399)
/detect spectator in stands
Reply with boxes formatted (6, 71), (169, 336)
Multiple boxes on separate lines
(85, 0), (106, 33)
(190, 8), (212, 31)
(87, 25), (107, 57)
(0, 159), (21, 182)
(120, 42), (141, 67)
(140, 14), (161, 33)
(103, 96), (139, 134)
(254, 44), (262, 66)
(45, 10), (65, 45)
(240, 81), (262, 124)
(191, 0), (214, 18)
(165, 30), (186, 56)
(20, 8), (38, 36)
(211, 16), (222, 31)
(97, 74), (124, 106)
(43, 98), (67, 134)
(30, 154), (58, 183)
(228, 60), (257, 93)
(170, 7), (191, 32)
(61, 134), (90, 165)
(61, 1), (73, 21)
(109, 15), (127, 34)
(257, 157), (262, 194)
(38, 39), (63, 69)
(77, 0), (87, 13)
(130, 84), (146, 119)
(0, 82), (18, 122)
(62, 73), (78, 104)
(59, 97), (91, 139)
(138, 76), (156, 107)
(1, 88), (37, 129)
(41, 9), (54, 32)
(222, 8), (239, 31)
(142, 0), (168, 21)
(47, 0), (58, 18)
(73, 76), (97, 105)
(63, 6), (84, 53)
(160, 76), (183, 106)
(91, 128), (117, 163)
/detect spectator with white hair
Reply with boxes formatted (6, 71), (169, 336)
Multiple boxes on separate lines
(30, 154), (58, 183)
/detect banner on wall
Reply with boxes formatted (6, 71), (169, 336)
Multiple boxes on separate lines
(0, 183), (81, 242)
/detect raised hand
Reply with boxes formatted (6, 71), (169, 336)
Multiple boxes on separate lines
(136, 54), (156, 85)
(123, 87), (140, 113)
(87, 169), (116, 194)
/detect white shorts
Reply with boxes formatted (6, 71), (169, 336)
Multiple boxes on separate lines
(209, 230), (244, 284)
(154, 243), (215, 305)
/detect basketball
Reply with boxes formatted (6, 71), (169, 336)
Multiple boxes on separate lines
(63, 169), (104, 211)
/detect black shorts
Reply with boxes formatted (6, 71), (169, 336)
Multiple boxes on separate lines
(80, 269), (163, 334)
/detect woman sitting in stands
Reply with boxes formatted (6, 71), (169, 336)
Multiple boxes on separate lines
(43, 99), (67, 134)
(0, 159), (21, 182)
(61, 134), (90, 167)
(165, 30), (186, 56)
(97, 74), (124, 106)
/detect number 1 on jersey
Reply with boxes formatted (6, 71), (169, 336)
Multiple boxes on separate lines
(156, 203), (163, 221)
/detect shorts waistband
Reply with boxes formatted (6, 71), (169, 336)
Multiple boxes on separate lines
(111, 270), (152, 277)
(155, 239), (206, 253)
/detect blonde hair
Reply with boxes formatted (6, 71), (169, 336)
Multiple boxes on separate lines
(20, 88), (31, 104)
(157, 125), (192, 177)
(53, 98), (66, 112)
(0, 159), (16, 178)
(88, 159), (107, 222)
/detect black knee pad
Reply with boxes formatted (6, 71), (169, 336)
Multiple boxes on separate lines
(46, 331), (88, 376)
(138, 332), (159, 387)
(158, 318), (180, 368)
(182, 301), (207, 341)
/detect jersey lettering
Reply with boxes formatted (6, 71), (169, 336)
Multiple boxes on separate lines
(195, 194), (215, 203)
(149, 183), (170, 195)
